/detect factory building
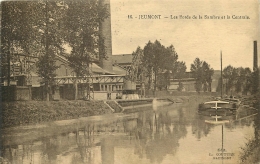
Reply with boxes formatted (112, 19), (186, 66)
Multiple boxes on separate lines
(2, 0), (128, 101)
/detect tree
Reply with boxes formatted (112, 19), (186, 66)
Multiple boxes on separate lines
(222, 65), (237, 95)
(1, 2), (46, 101)
(173, 61), (187, 79)
(201, 62), (214, 92)
(220, 66), (254, 95)
(174, 61), (187, 91)
(143, 40), (164, 93)
(243, 67), (252, 94)
(143, 40), (177, 94)
(234, 67), (253, 94)
(1, 1), (35, 85)
(131, 40), (185, 93)
(165, 45), (186, 90)
(251, 68), (259, 94)
(63, 0), (108, 100)
(126, 46), (144, 82)
(34, 1), (66, 101)
(190, 58), (214, 93)
(1, 1), (67, 101)
(190, 58), (203, 93)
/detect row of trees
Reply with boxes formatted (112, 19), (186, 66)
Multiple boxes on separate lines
(143, 40), (187, 91)
(137, 41), (259, 96)
(131, 40), (215, 93)
(217, 65), (259, 95)
(129, 40), (187, 93)
(1, 1), (109, 100)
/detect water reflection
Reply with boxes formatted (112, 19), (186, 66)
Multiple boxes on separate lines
(1, 101), (259, 164)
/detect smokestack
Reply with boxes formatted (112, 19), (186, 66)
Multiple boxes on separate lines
(254, 41), (258, 70)
(253, 40), (259, 93)
(99, 0), (113, 73)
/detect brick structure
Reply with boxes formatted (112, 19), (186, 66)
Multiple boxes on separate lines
(99, 0), (113, 73)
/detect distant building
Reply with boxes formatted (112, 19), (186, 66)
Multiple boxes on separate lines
(111, 54), (132, 70)
(167, 72), (195, 91)
(167, 71), (221, 92)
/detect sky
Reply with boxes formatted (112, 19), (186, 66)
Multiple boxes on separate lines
(110, 0), (260, 70)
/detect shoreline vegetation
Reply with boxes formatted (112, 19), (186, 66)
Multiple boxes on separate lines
(1, 94), (259, 129)
(0, 95), (186, 129)
(1, 100), (113, 129)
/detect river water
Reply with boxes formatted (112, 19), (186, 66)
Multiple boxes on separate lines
(1, 98), (259, 164)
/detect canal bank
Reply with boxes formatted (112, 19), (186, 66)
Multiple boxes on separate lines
(1, 100), (113, 128)
(0, 95), (206, 129)
(1, 94), (258, 129)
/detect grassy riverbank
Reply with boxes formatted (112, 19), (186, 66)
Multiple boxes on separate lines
(0, 96), (188, 129)
(1, 93), (258, 129)
(1, 100), (112, 128)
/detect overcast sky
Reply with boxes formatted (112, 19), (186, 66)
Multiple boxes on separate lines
(110, 0), (260, 70)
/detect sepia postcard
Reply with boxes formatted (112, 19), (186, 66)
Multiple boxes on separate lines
(1, 0), (260, 164)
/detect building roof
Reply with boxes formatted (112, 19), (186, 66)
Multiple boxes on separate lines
(92, 64), (126, 75)
(112, 65), (127, 75)
(91, 63), (111, 74)
(56, 54), (125, 75)
(112, 54), (132, 64)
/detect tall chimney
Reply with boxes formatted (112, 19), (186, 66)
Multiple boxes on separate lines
(99, 0), (113, 73)
(254, 40), (259, 93)
(254, 41), (258, 70)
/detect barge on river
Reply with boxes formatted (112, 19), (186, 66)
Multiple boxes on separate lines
(198, 100), (237, 116)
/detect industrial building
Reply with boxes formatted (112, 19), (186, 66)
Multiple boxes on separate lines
(1, 0), (128, 101)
